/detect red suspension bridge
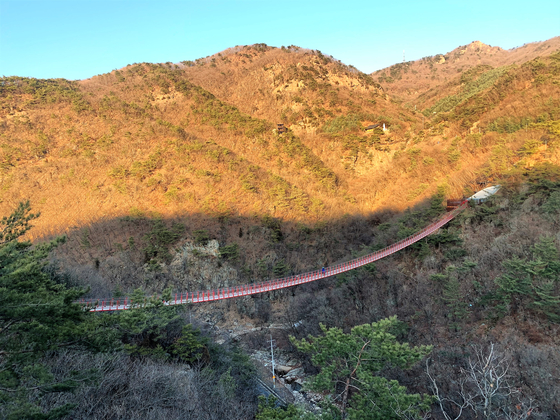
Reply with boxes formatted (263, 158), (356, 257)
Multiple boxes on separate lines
(80, 201), (470, 312)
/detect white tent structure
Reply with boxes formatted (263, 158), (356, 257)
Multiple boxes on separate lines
(467, 185), (501, 204)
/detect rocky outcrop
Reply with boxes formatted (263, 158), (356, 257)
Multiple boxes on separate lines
(169, 240), (238, 291)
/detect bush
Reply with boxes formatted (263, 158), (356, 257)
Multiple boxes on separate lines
(219, 243), (239, 261)
(262, 215), (283, 242)
(491, 237), (560, 322)
(272, 259), (289, 277)
(193, 229), (210, 246)
(143, 219), (185, 267)
(322, 114), (361, 133)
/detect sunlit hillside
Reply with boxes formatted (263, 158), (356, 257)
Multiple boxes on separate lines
(0, 42), (559, 245)
(0, 45), (408, 237)
(375, 37), (560, 100)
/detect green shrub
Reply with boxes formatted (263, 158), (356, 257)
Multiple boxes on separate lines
(108, 165), (129, 179)
(272, 259), (289, 277)
(444, 247), (468, 260)
(542, 191), (560, 214)
(262, 215), (283, 242)
(492, 237), (560, 322)
(143, 219), (185, 267)
(487, 116), (534, 133)
(193, 229), (210, 246)
(169, 325), (207, 363)
(131, 150), (164, 180)
(518, 139), (541, 156)
(219, 243), (239, 261)
(322, 114), (361, 133)
(488, 142), (514, 174)
(447, 148), (461, 163)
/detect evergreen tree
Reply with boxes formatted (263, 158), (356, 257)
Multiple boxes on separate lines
(0, 202), (117, 419)
(533, 281), (560, 322)
(256, 396), (318, 420)
(494, 237), (560, 321)
(442, 276), (467, 331)
(291, 316), (433, 419)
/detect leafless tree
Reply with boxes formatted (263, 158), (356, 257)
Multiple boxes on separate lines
(32, 350), (257, 420)
(427, 343), (536, 420)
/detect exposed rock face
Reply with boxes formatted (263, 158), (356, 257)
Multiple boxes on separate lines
(169, 240), (238, 291)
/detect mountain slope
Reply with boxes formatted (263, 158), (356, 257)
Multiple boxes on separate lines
(1, 41), (559, 242)
(375, 37), (560, 101)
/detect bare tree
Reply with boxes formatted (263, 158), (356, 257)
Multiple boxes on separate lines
(31, 350), (258, 420)
(427, 343), (536, 420)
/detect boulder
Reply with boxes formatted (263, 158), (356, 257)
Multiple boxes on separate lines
(274, 365), (293, 376)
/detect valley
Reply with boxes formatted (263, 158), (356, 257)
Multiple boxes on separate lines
(1, 38), (560, 419)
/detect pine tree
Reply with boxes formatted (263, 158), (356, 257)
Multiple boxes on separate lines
(291, 316), (433, 419)
(494, 237), (560, 321)
(494, 257), (533, 315)
(0, 202), (117, 419)
(443, 277), (467, 331)
(532, 281), (560, 322)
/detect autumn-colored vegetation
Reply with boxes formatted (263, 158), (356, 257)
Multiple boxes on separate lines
(2, 39), (560, 419)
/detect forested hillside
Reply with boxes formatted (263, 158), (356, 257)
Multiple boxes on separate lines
(376, 37), (560, 100)
(1, 39), (560, 419)
(2, 43), (558, 239)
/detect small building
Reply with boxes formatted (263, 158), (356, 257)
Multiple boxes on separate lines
(365, 124), (380, 133)
(474, 176), (488, 187)
(365, 123), (387, 133)
(467, 185), (501, 204)
(277, 123), (287, 134)
(446, 199), (465, 212)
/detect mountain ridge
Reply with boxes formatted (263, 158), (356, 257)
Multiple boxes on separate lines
(374, 36), (560, 100)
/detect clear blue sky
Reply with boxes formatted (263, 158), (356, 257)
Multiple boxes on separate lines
(1, 0), (558, 80)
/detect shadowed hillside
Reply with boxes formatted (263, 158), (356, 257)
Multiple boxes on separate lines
(44, 166), (560, 419)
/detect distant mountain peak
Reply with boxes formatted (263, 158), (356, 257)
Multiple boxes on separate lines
(375, 36), (560, 100)
(469, 40), (490, 47)
(452, 40), (503, 55)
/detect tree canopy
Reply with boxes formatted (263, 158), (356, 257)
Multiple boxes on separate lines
(290, 316), (433, 419)
(0, 202), (117, 419)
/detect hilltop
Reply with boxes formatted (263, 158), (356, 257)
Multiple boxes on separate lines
(375, 37), (560, 101)
(0, 45), (418, 240)
(178, 44), (387, 127)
